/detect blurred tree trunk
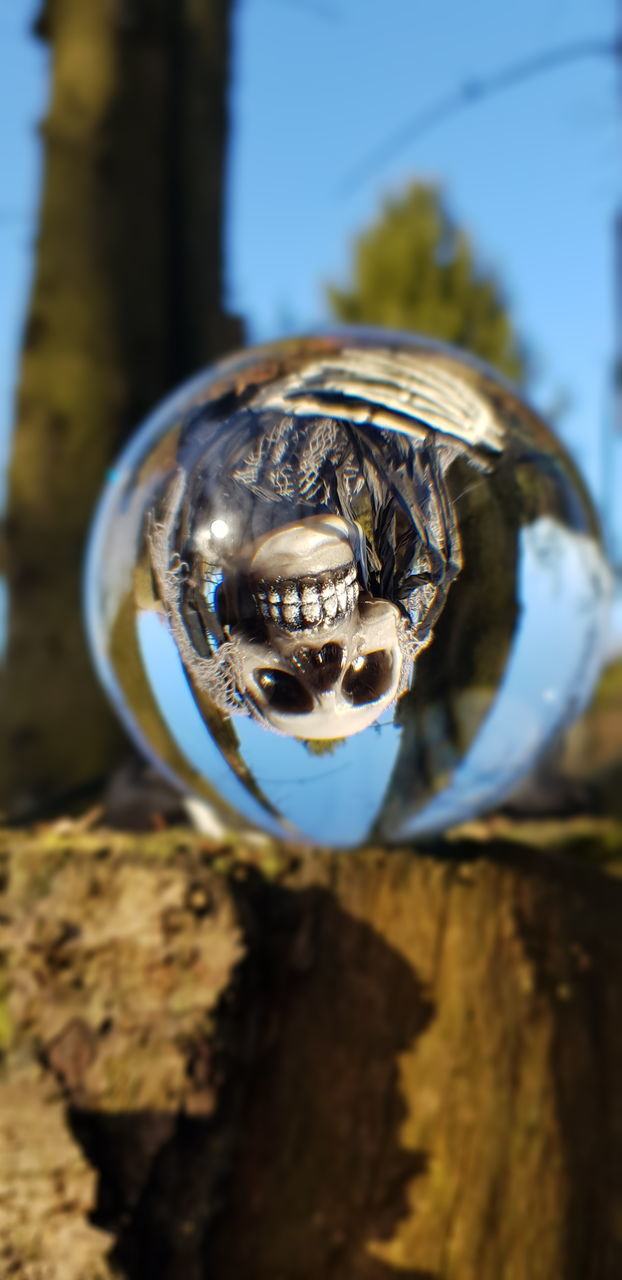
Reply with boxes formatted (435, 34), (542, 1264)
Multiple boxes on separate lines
(0, 0), (241, 820)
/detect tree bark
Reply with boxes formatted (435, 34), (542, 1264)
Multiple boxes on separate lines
(2, 822), (622, 1279)
(0, 0), (240, 820)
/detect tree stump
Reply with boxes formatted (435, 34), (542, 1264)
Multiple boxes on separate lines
(2, 821), (622, 1279)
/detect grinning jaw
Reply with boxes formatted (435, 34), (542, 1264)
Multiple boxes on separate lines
(253, 563), (358, 632)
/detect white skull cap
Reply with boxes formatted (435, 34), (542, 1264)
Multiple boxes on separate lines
(246, 513), (355, 579)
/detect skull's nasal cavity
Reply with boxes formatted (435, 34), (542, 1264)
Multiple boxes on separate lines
(294, 642), (343, 693)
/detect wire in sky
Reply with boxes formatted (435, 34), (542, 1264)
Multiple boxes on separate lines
(341, 36), (619, 195)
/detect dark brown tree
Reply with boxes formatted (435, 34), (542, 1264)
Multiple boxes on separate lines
(0, 0), (241, 819)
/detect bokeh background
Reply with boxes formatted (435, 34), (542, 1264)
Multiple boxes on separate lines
(2, 1), (621, 516)
(1, 0), (621, 819)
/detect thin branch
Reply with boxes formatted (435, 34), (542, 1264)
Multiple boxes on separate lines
(341, 37), (619, 195)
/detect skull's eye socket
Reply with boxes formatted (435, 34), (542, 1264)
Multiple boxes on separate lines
(342, 650), (394, 706)
(255, 668), (313, 714)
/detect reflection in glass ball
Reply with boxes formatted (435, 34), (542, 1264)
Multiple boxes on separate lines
(85, 332), (611, 846)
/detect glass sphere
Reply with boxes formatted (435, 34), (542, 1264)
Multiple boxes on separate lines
(85, 331), (611, 846)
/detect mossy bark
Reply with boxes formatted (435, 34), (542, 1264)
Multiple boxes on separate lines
(0, 0), (240, 819)
(2, 822), (622, 1279)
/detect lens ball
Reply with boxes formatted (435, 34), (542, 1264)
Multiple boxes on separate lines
(85, 332), (611, 845)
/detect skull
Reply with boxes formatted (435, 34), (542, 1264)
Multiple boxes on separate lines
(225, 514), (405, 739)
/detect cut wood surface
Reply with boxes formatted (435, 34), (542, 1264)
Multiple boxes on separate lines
(2, 820), (622, 1279)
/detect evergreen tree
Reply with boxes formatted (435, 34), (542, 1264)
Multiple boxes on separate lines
(327, 182), (527, 385)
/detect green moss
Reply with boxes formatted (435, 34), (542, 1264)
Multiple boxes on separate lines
(592, 657), (622, 711)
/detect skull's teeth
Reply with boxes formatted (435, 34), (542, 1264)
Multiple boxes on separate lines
(254, 564), (359, 632)
(302, 599), (322, 625)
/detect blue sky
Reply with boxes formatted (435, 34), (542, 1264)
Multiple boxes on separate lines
(1, 0), (621, 557)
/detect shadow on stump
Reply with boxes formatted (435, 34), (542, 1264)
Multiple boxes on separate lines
(69, 872), (437, 1280)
